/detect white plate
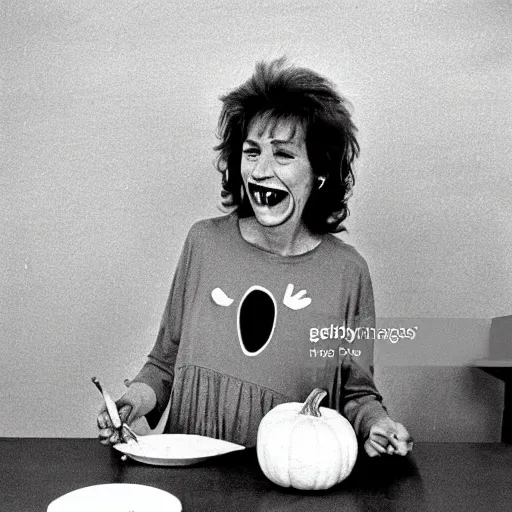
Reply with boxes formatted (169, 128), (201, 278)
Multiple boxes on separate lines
(113, 434), (245, 466)
(47, 483), (181, 512)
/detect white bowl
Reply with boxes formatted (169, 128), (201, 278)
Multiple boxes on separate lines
(47, 483), (181, 512)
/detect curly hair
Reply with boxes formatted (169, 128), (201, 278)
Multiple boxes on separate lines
(214, 58), (359, 234)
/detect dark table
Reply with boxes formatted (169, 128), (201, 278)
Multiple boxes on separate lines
(2, 438), (512, 512)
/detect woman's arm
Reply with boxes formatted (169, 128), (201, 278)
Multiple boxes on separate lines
(129, 229), (194, 428)
(340, 356), (413, 456)
(338, 357), (389, 440)
(340, 263), (413, 456)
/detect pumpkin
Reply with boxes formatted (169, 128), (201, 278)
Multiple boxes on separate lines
(256, 388), (358, 490)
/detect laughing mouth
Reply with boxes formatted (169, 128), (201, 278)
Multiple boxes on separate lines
(248, 183), (288, 207)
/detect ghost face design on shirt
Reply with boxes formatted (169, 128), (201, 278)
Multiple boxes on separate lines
(211, 284), (311, 356)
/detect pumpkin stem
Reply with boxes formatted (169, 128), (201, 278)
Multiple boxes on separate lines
(299, 388), (328, 417)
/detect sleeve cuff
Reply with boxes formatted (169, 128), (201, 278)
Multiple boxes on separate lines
(131, 361), (173, 429)
(344, 396), (389, 441)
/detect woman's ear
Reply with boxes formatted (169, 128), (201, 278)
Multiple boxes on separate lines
(326, 210), (342, 224)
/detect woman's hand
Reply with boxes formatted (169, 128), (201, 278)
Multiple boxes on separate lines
(364, 417), (413, 457)
(96, 381), (157, 445)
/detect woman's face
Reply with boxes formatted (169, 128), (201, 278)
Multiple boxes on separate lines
(240, 116), (314, 229)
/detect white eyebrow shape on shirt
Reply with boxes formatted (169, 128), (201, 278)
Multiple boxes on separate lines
(283, 283), (311, 310)
(211, 287), (234, 307)
(211, 284), (311, 310)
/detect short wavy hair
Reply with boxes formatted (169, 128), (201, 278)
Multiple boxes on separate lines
(214, 58), (360, 234)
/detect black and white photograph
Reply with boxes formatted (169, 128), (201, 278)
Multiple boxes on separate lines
(2, 1), (511, 510)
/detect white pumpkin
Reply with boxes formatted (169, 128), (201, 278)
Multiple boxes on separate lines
(256, 388), (358, 490)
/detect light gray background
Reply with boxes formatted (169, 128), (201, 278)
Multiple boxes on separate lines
(2, 0), (511, 439)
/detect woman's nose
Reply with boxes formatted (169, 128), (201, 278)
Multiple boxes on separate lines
(251, 152), (274, 179)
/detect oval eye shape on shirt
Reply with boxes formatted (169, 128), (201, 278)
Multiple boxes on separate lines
(237, 286), (276, 356)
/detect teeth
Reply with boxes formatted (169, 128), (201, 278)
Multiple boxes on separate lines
(249, 183), (287, 208)
(255, 190), (264, 206)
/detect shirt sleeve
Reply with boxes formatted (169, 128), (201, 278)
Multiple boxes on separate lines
(339, 358), (389, 441)
(340, 262), (389, 441)
(353, 261), (376, 376)
(131, 229), (194, 427)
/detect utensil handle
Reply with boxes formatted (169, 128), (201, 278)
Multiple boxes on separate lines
(91, 377), (122, 429)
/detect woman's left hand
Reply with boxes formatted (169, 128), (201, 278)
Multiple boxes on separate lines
(364, 417), (413, 457)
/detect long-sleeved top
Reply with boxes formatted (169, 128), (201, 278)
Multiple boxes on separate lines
(132, 213), (388, 447)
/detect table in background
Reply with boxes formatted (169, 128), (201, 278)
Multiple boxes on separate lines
(474, 314), (512, 443)
(2, 439), (511, 512)
(474, 359), (512, 443)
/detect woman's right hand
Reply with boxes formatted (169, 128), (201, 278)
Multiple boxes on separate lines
(96, 381), (157, 445)
(97, 400), (132, 446)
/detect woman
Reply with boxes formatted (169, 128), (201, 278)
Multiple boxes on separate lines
(98, 59), (412, 457)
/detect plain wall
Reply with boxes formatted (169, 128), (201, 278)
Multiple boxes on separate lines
(2, 0), (511, 438)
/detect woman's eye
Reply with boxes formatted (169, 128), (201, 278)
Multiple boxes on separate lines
(243, 149), (259, 160)
(275, 151), (293, 160)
